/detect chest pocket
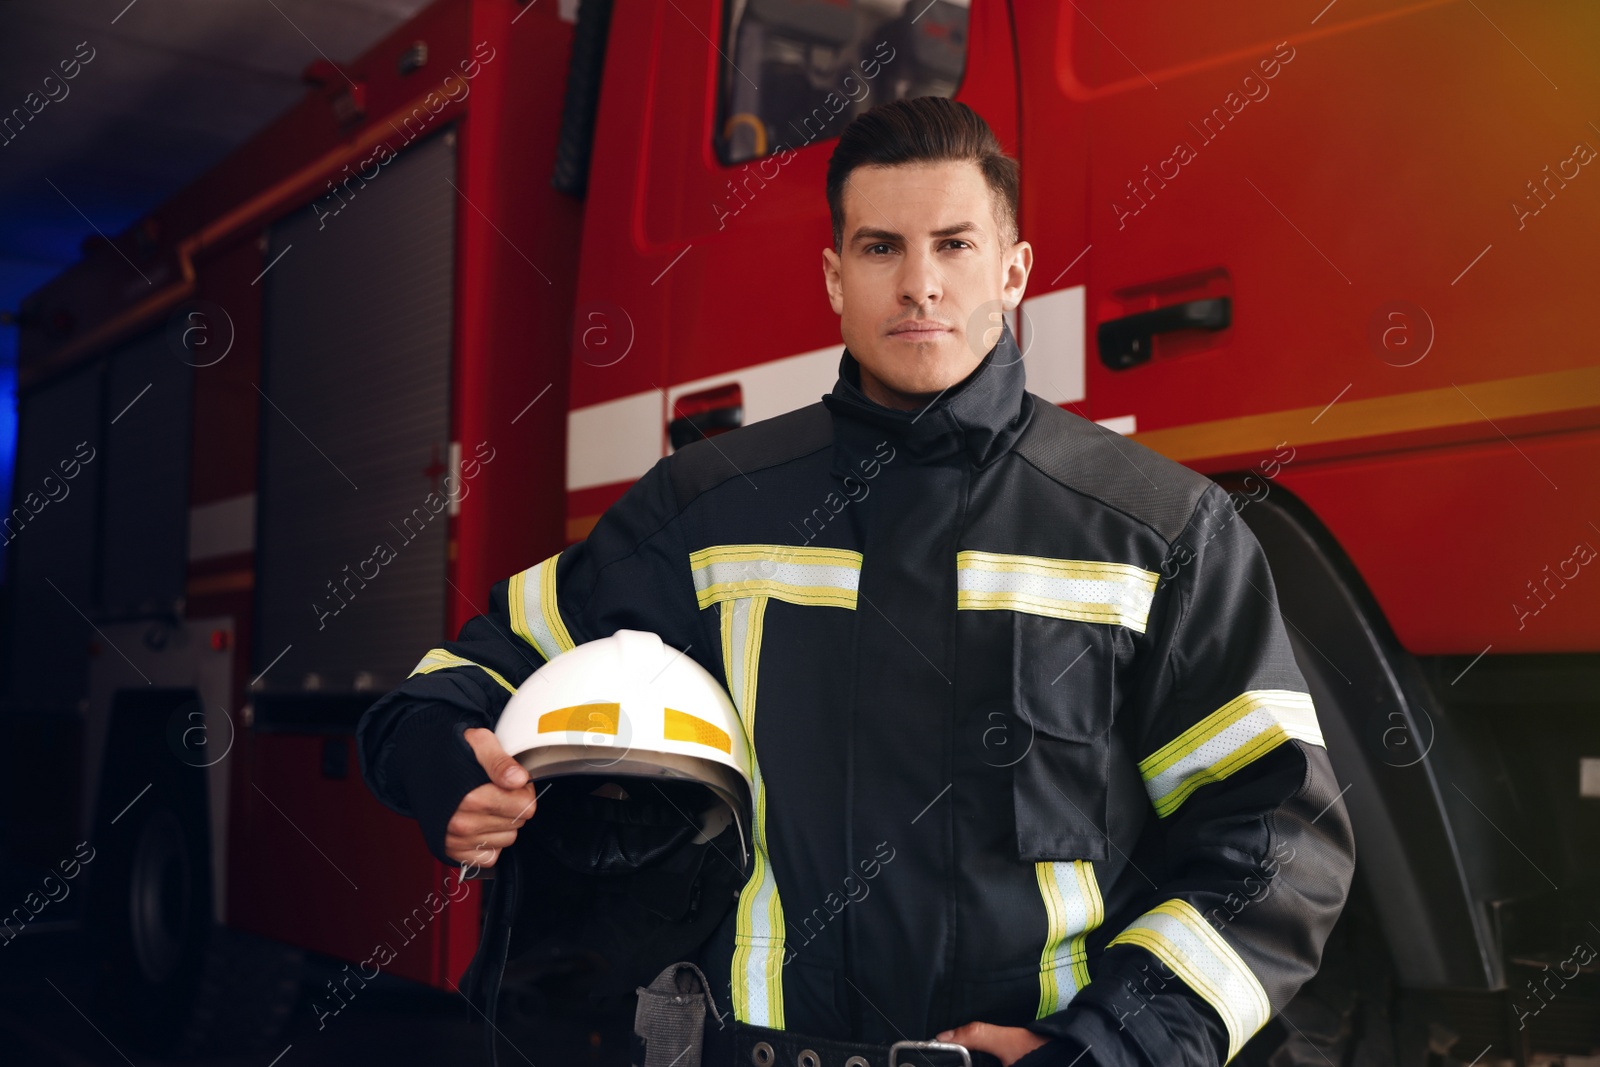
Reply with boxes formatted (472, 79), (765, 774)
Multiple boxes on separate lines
(957, 551), (1158, 863)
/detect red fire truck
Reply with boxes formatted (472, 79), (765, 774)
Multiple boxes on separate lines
(5, 0), (1597, 1061)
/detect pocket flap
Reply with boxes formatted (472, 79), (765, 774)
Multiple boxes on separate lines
(1013, 735), (1109, 861)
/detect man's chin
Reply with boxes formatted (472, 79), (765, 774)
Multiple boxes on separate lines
(874, 368), (973, 403)
(855, 341), (980, 403)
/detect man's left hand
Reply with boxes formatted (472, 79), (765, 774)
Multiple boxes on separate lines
(935, 1022), (1050, 1066)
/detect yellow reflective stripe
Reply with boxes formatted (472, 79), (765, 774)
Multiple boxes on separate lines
(724, 594), (785, 1028)
(1141, 690), (1324, 817)
(507, 552), (576, 662)
(1108, 900), (1271, 1061)
(690, 544), (863, 610)
(955, 550), (1160, 633)
(537, 702), (620, 735)
(409, 648), (516, 695)
(663, 707), (733, 754)
(703, 582), (855, 609)
(693, 544), (863, 569)
(1036, 860), (1104, 1018)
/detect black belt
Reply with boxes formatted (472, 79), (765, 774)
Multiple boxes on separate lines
(705, 1020), (1003, 1067)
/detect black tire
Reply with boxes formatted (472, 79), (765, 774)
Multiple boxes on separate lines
(1236, 889), (1472, 1067)
(89, 788), (303, 1057)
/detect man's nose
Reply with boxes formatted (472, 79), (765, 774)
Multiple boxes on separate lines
(899, 250), (944, 306)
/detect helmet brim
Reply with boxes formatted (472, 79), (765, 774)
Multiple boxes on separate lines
(514, 745), (752, 870)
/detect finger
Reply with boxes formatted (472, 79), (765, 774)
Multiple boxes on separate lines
(457, 812), (529, 833)
(465, 726), (529, 789)
(936, 1022), (990, 1049)
(448, 844), (499, 867)
(447, 816), (519, 839)
(448, 810), (524, 842)
(458, 781), (538, 820)
(447, 833), (518, 863)
(448, 827), (518, 851)
(937, 1023), (1044, 1065)
(465, 840), (506, 866)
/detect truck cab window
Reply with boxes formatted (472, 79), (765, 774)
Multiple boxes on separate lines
(715, 0), (970, 166)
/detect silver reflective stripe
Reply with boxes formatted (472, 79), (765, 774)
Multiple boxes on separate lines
(1036, 859), (1104, 1017)
(694, 558), (860, 607)
(508, 551), (575, 662)
(1107, 899), (1271, 1061)
(1140, 690), (1323, 817)
(955, 551), (1159, 633)
(724, 595), (785, 1027)
(690, 544), (862, 610)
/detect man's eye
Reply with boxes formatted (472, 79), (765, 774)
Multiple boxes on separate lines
(866, 243), (893, 256)
(945, 240), (971, 251)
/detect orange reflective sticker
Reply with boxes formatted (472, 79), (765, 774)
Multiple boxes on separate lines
(537, 702), (620, 734)
(663, 707), (732, 753)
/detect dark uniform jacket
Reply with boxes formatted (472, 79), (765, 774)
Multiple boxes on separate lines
(357, 321), (1355, 1067)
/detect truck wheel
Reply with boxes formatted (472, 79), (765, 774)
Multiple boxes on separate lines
(91, 788), (303, 1056)
(1238, 889), (1461, 1067)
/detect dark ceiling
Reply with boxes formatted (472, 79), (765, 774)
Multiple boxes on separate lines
(0, 0), (435, 358)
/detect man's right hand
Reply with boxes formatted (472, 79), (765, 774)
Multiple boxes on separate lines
(446, 727), (537, 868)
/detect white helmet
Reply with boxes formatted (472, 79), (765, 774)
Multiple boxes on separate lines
(496, 629), (753, 868)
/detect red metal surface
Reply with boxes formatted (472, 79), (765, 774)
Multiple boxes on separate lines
(232, 732), (479, 988)
(1283, 425), (1600, 654)
(450, 0), (583, 657)
(1013, 0), (1600, 655)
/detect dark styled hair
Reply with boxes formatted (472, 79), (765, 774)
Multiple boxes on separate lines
(826, 97), (1019, 253)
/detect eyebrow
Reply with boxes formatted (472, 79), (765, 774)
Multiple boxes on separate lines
(849, 221), (981, 246)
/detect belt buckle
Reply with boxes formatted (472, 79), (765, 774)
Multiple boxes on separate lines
(888, 1039), (972, 1067)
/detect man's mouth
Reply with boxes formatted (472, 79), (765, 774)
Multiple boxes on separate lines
(888, 320), (953, 342)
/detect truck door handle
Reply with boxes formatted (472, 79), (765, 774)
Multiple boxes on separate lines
(668, 382), (743, 450)
(1097, 297), (1231, 369)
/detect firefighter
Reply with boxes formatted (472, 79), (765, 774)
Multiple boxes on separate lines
(357, 96), (1355, 1067)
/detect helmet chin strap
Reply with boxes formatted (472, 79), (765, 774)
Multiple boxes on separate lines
(693, 801), (733, 842)
(693, 801), (744, 868)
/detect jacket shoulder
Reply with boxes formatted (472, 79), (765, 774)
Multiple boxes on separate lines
(667, 401), (833, 509)
(1014, 394), (1214, 545)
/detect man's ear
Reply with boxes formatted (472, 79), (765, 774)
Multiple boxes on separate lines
(822, 246), (845, 316)
(1001, 239), (1033, 311)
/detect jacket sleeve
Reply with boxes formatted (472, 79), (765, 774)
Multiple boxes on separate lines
(1025, 481), (1356, 1066)
(355, 453), (706, 864)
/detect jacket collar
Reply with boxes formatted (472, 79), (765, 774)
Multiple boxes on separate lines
(823, 317), (1034, 476)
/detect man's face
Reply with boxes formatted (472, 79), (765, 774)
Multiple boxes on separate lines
(822, 159), (1032, 411)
